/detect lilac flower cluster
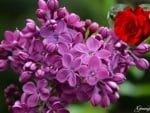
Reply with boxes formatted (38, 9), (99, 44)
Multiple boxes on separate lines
(0, 0), (150, 113)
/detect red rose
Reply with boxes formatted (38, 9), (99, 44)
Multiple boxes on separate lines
(114, 6), (150, 45)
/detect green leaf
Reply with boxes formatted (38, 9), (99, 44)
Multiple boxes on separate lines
(107, 4), (128, 28)
(139, 4), (150, 11)
(120, 81), (150, 97)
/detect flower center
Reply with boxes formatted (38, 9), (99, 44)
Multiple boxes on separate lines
(54, 34), (59, 41)
(41, 51), (46, 56)
(89, 51), (95, 56)
(90, 71), (96, 76)
(49, 65), (54, 69)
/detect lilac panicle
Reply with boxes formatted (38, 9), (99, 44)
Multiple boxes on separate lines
(0, 0), (149, 113)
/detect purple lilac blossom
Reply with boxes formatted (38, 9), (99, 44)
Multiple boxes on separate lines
(0, 0), (149, 113)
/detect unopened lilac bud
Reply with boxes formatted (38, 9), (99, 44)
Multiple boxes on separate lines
(19, 71), (32, 82)
(30, 63), (37, 71)
(78, 27), (86, 34)
(26, 22), (36, 32)
(135, 58), (149, 70)
(133, 44), (150, 55)
(57, 7), (68, 18)
(35, 69), (45, 78)
(24, 61), (32, 69)
(103, 84), (113, 94)
(85, 19), (92, 27)
(95, 34), (103, 40)
(90, 93), (101, 106)
(112, 73), (126, 84)
(13, 30), (20, 39)
(23, 61), (37, 71)
(38, 0), (48, 10)
(98, 27), (110, 38)
(89, 22), (99, 33)
(67, 13), (80, 25)
(0, 59), (8, 71)
(47, 0), (59, 11)
(18, 51), (29, 61)
(100, 94), (110, 107)
(109, 92), (120, 103)
(106, 81), (119, 91)
(36, 9), (46, 18)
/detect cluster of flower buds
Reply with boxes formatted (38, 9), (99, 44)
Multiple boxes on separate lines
(0, 0), (149, 113)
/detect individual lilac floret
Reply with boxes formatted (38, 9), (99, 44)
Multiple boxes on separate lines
(46, 100), (69, 113)
(44, 54), (62, 75)
(12, 101), (35, 113)
(78, 56), (109, 86)
(56, 54), (81, 87)
(40, 20), (72, 45)
(22, 79), (50, 107)
(73, 37), (103, 64)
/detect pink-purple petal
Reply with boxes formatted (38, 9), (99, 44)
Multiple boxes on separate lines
(97, 67), (109, 80)
(62, 54), (73, 68)
(56, 69), (69, 83)
(74, 43), (88, 53)
(39, 88), (49, 101)
(78, 65), (88, 77)
(88, 56), (100, 70)
(37, 79), (48, 88)
(27, 94), (39, 107)
(68, 73), (76, 87)
(71, 58), (81, 70)
(99, 49), (111, 58)
(55, 21), (66, 33)
(23, 82), (36, 94)
(87, 76), (97, 86)
(86, 37), (100, 51)
(4, 31), (14, 42)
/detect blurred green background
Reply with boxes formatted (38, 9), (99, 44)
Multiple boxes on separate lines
(0, 0), (150, 113)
